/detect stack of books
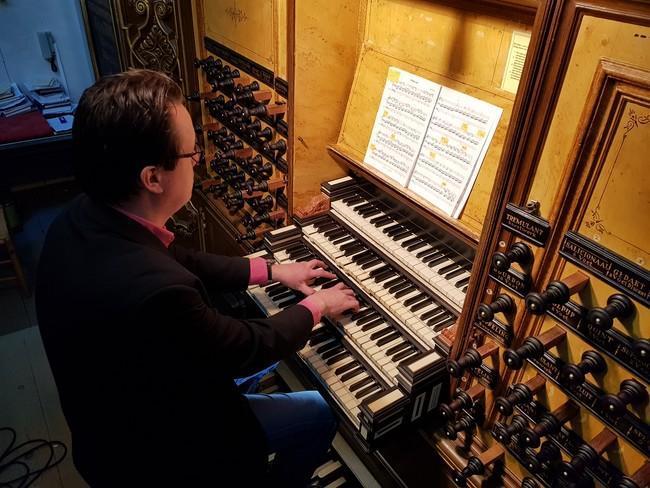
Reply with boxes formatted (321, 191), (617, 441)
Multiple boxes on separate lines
(0, 84), (35, 117)
(21, 79), (75, 133)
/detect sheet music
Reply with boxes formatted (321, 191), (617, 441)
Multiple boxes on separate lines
(407, 87), (503, 218)
(501, 31), (531, 94)
(363, 67), (441, 186)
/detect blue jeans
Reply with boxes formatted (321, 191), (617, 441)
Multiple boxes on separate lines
(236, 364), (338, 487)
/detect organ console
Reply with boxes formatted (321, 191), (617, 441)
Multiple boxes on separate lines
(446, 343), (498, 378)
(559, 428), (617, 482)
(601, 379), (649, 417)
(180, 0), (650, 485)
(495, 375), (546, 416)
(520, 402), (579, 448)
(492, 242), (534, 272)
(492, 415), (528, 445)
(443, 412), (476, 440)
(523, 440), (560, 474)
(560, 350), (607, 387)
(452, 445), (504, 488)
(586, 293), (635, 330)
(438, 384), (485, 421)
(525, 272), (589, 315)
(503, 326), (566, 369)
(477, 294), (515, 322)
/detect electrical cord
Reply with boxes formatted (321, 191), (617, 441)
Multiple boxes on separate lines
(0, 427), (67, 488)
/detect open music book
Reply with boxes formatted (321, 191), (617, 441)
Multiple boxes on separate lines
(364, 67), (502, 219)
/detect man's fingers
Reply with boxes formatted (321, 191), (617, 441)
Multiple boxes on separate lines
(310, 268), (336, 279)
(298, 284), (315, 296)
(309, 259), (328, 270)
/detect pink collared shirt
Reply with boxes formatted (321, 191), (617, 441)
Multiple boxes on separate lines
(115, 208), (321, 324)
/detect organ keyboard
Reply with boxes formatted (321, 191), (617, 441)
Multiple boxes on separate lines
(246, 214), (450, 447)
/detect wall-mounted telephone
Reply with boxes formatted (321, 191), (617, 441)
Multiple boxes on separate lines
(37, 31), (58, 72)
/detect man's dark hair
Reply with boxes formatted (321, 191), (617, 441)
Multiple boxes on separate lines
(73, 69), (184, 204)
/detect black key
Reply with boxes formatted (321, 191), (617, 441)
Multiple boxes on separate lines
(455, 276), (471, 288)
(309, 332), (332, 347)
(421, 306), (444, 320)
(362, 208), (383, 218)
(438, 259), (463, 275)
(369, 326), (394, 341)
(406, 240), (429, 252)
(361, 258), (383, 270)
(332, 234), (354, 245)
(324, 228), (347, 240)
(335, 360), (359, 376)
(355, 202), (376, 213)
(271, 289), (293, 300)
(361, 318), (385, 331)
(411, 299), (434, 313)
(320, 279), (341, 289)
(428, 254), (452, 268)
(279, 296), (301, 308)
(296, 254), (315, 263)
(426, 312), (449, 328)
(397, 350), (420, 366)
(390, 229), (411, 240)
(370, 214), (394, 225)
(315, 222), (338, 232)
(340, 366), (365, 383)
(356, 312), (380, 326)
(352, 251), (375, 265)
(416, 246), (440, 259)
(285, 243), (306, 255)
(462, 285), (468, 293)
(377, 332), (403, 348)
(321, 345), (345, 360)
(386, 341), (412, 356)
(326, 351), (350, 365)
(388, 281), (411, 295)
(404, 293), (427, 307)
(343, 245), (366, 257)
(383, 223), (403, 235)
(290, 249), (313, 261)
(383, 277), (405, 289)
(369, 265), (390, 277)
(317, 340), (340, 355)
(342, 194), (363, 204)
(313, 276), (333, 287)
(349, 376), (374, 392)
(433, 315), (456, 331)
(340, 241), (363, 252)
(351, 308), (374, 321)
(395, 285), (417, 298)
(373, 270), (397, 283)
(445, 267), (467, 280)
(264, 282), (286, 294)
(422, 250), (445, 263)
(355, 383), (381, 399)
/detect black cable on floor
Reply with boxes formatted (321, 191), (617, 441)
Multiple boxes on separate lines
(0, 427), (67, 488)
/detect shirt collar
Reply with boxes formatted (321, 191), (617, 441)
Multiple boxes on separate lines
(113, 207), (175, 248)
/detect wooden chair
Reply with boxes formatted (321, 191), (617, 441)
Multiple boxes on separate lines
(0, 207), (29, 296)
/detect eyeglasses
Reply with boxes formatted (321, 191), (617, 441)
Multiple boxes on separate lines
(176, 143), (204, 167)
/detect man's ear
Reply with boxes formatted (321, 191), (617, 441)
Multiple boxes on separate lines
(139, 165), (164, 194)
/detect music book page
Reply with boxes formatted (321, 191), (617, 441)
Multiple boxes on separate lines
(363, 67), (441, 186)
(407, 87), (503, 218)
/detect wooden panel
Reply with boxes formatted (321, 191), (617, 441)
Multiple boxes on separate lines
(290, 0), (363, 211)
(528, 15), (650, 220)
(336, 0), (533, 237)
(203, 0), (276, 70)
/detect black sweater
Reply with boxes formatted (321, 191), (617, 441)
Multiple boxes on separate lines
(35, 195), (314, 487)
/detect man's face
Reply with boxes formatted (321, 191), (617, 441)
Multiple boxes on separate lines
(161, 103), (197, 214)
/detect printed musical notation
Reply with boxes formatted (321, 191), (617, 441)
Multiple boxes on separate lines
(364, 67), (502, 219)
(363, 67), (441, 186)
(408, 87), (502, 218)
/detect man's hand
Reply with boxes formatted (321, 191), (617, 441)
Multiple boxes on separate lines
(271, 259), (336, 295)
(309, 283), (360, 319)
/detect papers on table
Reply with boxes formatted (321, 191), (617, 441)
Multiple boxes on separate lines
(363, 67), (503, 219)
(0, 84), (35, 117)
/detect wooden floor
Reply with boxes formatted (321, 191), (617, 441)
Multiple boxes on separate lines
(0, 326), (88, 487)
